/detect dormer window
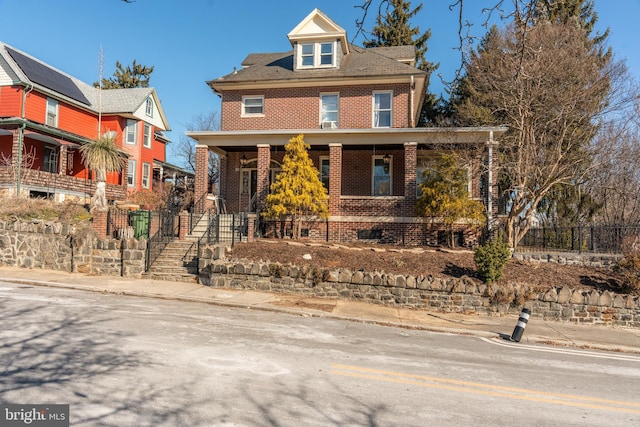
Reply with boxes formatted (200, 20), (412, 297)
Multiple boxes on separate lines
(298, 41), (335, 69)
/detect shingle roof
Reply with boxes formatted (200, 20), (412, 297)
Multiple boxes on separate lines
(210, 44), (423, 86)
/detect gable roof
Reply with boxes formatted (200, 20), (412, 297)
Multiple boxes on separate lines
(0, 41), (170, 131)
(287, 8), (349, 55)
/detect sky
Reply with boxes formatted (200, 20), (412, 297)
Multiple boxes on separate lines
(1, 0), (638, 167)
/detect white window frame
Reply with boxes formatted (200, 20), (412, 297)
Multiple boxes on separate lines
(372, 155), (392, 196)
(46, 98), (58, 127)
(319, 156), (330, 190)
(320, 93), (339, 128)
(127, 159), (136, 187)
(142, 162), (151, 189)
(145, 97), (153, 117)
(298, 41), (336, 69)
(373, 91), (393, 128)
(242, 96), (264, 117)
(143, 123), (152, 148)
(125, 120), (137, 145)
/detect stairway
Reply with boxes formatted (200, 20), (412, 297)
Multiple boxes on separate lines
(142, 238), (199, 283)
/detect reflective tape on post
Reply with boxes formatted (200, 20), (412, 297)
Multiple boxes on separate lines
(511, 307), (531, 342)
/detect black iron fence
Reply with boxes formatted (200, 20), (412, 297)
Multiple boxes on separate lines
(518, 224), (640, 254)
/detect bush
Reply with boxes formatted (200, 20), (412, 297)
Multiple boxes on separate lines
(614, 235), (640, 294)
(474, 232), (511, 283)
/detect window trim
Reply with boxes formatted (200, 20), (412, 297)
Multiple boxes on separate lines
(127, 159), (136, 187)
(43, 145), (57, 173)
(372, 91), (393, 128)
(298, 41), (336, 69)
(320, 93), (339, 128)
(142, 162), (151, 189)
(125, 120), (137, 145)
(143, 123), (152, 148)
(145, 97), (153, 117)
(46, 97), (59, 127)
(241, 96), (265, 117)
(372, 155), (392, 196)
(319, 156), (330, 190)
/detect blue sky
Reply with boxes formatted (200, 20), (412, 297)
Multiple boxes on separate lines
(1, 0), (637, 167)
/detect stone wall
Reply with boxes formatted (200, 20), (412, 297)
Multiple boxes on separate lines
(0, 219), (146, 277)
(198, 247), (640, 327)
(513, 251), (623, 268)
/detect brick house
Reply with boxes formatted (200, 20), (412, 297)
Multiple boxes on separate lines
(187, 9), (506, 246)
(0, 41), (190, 204)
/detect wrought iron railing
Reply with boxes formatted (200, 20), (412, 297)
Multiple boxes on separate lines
(518, 224), (640, 254)
(145, 209), (179, 271)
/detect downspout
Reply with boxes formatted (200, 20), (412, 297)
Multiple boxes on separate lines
(16, 81), (33, 197)
(409, 75), (415, 128)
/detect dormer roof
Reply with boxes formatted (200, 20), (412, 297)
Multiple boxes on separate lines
(287, 8), (349, 55)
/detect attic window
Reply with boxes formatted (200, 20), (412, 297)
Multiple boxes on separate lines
(298, 42), (335, 69)
(145, 97), (153, 117)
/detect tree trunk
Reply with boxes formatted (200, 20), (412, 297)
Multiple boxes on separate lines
(91, 169), (108, 212)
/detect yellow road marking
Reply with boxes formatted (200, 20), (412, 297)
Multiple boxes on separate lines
(330, 364), (640, 415)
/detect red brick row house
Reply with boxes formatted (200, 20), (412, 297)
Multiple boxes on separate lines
(188, 9), (506, 245)
(0, 41), (190, 204)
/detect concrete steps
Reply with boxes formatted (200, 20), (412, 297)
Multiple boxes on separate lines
(144, 239), (199, 283)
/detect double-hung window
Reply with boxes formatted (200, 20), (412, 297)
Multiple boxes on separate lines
(143, 123), (152, 148)
(142, 162), (150, 189)
(320, 94), (339, 128)
(372, 156), (392, 196)
(43, 146), (57, 173)
(125, 120), (137, 145)
(242, 96), (264, 117)
(46, 98), (58, 127)
(127, 159), (136, 187)
(319, 157), (330, 190)
(373, 91), (392, 128)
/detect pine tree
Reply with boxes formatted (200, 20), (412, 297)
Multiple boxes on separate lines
(263, 134), (329, 239)
(416, 154), (486, 247)
(364, 0), (438, 126)
(95, 60), (154, 89)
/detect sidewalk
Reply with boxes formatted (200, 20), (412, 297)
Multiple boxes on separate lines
(1, 265), (639, 354)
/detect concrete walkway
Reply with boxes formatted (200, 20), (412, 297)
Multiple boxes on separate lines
(1, 265), (639, 354)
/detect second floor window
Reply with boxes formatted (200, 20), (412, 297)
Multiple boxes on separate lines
(125, 120), (137, 145)
(373, 91), (392, 128)
(46, 98), (58, 127)
(320, 94), (338, 128)
(143, 123), (152, 148)
(242, 96), (264, 116)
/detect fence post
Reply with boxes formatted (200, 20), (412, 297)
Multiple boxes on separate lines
(247, 214), (256, 243)
(232, 214), (236, 246)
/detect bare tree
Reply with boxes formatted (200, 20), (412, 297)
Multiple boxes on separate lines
(1, 146), (37, 196)
(172, 111), (220, 194)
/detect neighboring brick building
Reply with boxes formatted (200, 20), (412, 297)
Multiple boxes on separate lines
(188, 8), (506, 245)
(0, 41), (190, 204)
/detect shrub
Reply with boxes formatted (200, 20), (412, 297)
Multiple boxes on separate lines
(474, 232), (511, 283)
(614, 235), (640, 294)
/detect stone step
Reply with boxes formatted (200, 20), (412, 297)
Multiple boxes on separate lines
(142, 272), (198, 283)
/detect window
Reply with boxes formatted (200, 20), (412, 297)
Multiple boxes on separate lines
(46, 98), (58, 127)
(319, 157), (330, 189)
(142, 162), (150, 189)
(127, 159), (136, 187)
(125, 120), (137, 145)
(373, 91), (392, 128)
(416, 155), (472, 196)
(372, 156), (392, 196)
(320, 94), (338, 127)
(143, 123), (152, 148)
(242, 96), (264, 116)
(43, 146), (57, 173)
(145, 97), (153, 117)
(298, 42), (335, 68)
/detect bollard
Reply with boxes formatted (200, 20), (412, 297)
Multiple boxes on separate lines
(511, 307), (531, 342)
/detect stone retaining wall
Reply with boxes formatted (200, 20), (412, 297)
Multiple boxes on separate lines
(513, 251), (623, 268)
(0, 219), (146, 277)
(198, 247), (640, 327)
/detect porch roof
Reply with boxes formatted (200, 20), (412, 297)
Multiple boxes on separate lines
(186, 126), (508, 156)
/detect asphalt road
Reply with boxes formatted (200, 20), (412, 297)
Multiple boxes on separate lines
(1, 281), (639, 426)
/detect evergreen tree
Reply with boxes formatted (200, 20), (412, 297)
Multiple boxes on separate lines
(364, 0), (438, 126)
(263, 134), (329, 239)
(416, 154), (486, 247)
(95, 60), (154, 89)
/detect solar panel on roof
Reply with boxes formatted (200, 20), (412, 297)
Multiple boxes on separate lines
(6, 47), (91, 106)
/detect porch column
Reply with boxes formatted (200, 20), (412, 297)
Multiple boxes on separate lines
(403, 142), (417, 216)
(59, 146), (67, 176)
(195, 144), (209, 205)
(218, 154), (227, 201)
(256, 144), (271, 211)
(328, 143), (342, 215)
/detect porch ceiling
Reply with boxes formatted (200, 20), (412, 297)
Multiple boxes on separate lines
(187, 126), (508, 155)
